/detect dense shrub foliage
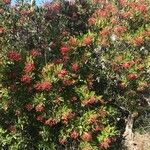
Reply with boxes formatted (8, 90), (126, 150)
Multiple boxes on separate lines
(0, 0), (149, 149)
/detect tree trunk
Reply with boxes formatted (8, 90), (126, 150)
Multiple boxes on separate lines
(123, 114), (134, 150)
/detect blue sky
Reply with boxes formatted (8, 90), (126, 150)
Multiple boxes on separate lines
(11, 0), (52, 6)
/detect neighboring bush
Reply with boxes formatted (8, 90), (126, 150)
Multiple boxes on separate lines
(0, 0), (149, 150)
(87, 0), (150, 130)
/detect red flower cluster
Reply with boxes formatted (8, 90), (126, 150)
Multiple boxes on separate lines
(60, 46), (70, 55)
(82, 36), (93, 46)
(119, 0), (125, 7)
(120, 11), (132, 18)
(25, 103), (33, 111)
(99, 138), (111, 149)
(62, 112), (75, 124)
(3, 0), (11, 4)
(45, 118), (57, 126)
(70, 130), (79, 139)
(43, 2), (60, 13)
(100, 28), (110, 37)
(128, 2), (147, 12)
(137, 4), (147, 12)
(82, 97), (97, 106)
(132, 36), (144, 45)
(69, 37), (77, 46)
(36, 115), (44, 122)
(145, 30), (150, 37)
(63, 79), (74, 86)
(35, 104), (45, 112)
(57, 69), (68, 78)
(30, 49), (41, 57)
(88, 17), (97, 26)
(114, 26), (126, 35)
(53, 58), (63, 64)
(94, 124), (104, 131)
(7, 51), (22, 61)
(62, 56), (69, 62)
(0, 27), (4, 34)
(21, 75), (32, 84)
(59, 138), (66, 145)
(71, 63), (79, 72)
(95, 9), (108, 18)
(111, 17), (117, 25)
(127, 73), (138, 80)
(35, 81), (52, 91)
(88, 114), (98, 124)
(92, 0), (105, 4)
(81, 132), (92, 142)
(24, 63), (35, 73)
(122, 62), (130, 69)
(20, 10), (32, 16)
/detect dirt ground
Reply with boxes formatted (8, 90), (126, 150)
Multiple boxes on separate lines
(131, 132), (150, 150)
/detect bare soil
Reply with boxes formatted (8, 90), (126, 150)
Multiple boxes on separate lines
(129, 132), (150, 150)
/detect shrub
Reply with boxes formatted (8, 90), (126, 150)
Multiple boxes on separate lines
(0, 1), (118, 149)
(0, 0), (149, 149)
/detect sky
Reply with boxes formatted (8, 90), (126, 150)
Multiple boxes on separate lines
(11, 0), (52, 6)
